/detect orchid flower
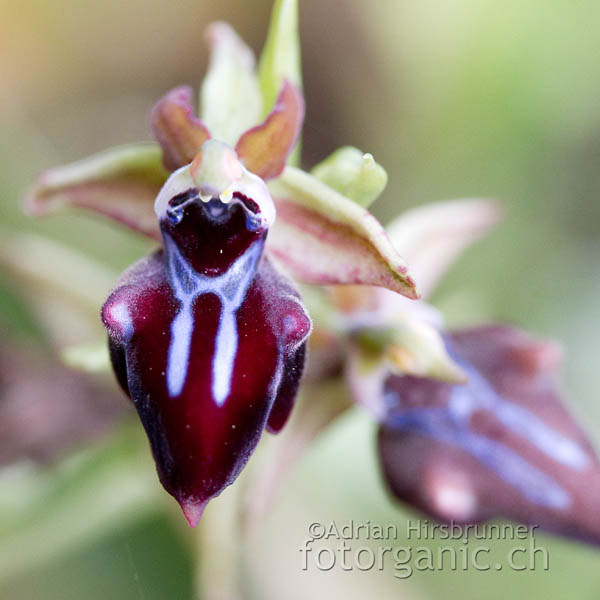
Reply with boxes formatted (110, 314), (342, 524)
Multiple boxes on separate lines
(376, 325), (600, 545)
(25, 14), (417, 525)
(22, 0), (600, 551)
(340, 203), (600, 546)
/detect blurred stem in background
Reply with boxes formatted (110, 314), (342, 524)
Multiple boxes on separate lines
(196, 484), (242, 600)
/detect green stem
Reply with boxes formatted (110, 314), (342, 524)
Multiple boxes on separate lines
(194, 483), (242, 600)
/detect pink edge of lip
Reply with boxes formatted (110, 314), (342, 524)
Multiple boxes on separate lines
(179, 498), (208, 528)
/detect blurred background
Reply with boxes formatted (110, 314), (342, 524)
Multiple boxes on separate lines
(1, 0), (600, 598)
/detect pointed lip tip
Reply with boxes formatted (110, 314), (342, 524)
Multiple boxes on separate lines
(179, 498), (208, 528)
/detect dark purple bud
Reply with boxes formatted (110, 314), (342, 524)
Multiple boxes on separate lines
(102, 141), (311, 525)
(378, 325), (600, 546)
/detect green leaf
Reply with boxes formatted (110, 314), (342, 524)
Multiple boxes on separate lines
(0, 424), (161, 583)
(61, 339), (111, 374)
(0, 231), (117, 317)
(311, 146), (388, 207)
(258, 0), (302, 164)
(200, 22), (263, 146)
(0, 231), (118, 347)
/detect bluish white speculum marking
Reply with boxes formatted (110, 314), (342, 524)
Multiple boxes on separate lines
(385, 360), (589, 510)
(164, 231), (263, 405)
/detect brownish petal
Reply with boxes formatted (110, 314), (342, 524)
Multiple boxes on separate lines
(150, 86), (212, 171)
(235, 80), (304, 180)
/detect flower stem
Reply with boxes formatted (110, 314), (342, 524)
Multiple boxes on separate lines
(195, 483), (242, 600)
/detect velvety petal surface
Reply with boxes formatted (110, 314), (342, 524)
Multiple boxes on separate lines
(102, 148), (311, 525)
(378, 325), (600, 545)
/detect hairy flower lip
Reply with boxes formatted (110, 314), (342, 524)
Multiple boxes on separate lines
(101, 240), (311, 522)
(179, 499), (208, 528)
